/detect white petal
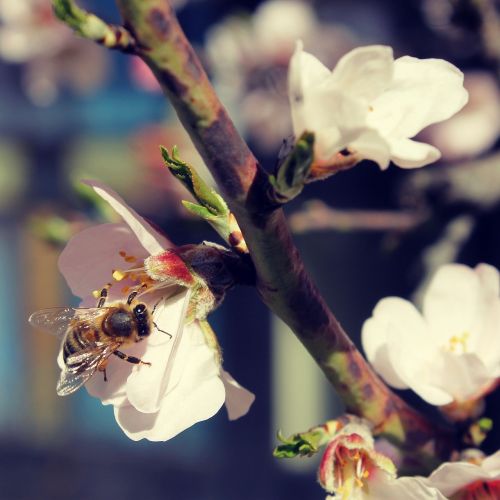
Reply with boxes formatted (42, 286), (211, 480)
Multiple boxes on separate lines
(385, 325), (453, 405)
(370, 475), (446, 500)
(84, 180), (170, 255)
(431, 351), (492, 402)
(475, 263), (500, 296)
(58, 222), (148, 304)
(388, 138), (441, 168)
(428, 460), (496, 496)
(329, 45), (394, 102)
(482, 450), (500, 476)
(362, 297), (430, 389)
(114, 342), (224, 441)
(348, 128), (391, 169)
(219, 369), (255, 420)
(370, 56), (468, 139)
(85, 340), (148, 407)
(423, 264), (483, 347)
(288, 41), (335, 138)
(126, 291), (190, 413)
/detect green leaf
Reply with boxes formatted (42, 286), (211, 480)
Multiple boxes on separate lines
(273, 428), (323, 459)
(161, 146), (228, 216)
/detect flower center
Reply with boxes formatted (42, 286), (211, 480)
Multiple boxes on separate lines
(92, 250), (153, 299)
(447, 331), (470, 354)
(334, 447), (371, 498)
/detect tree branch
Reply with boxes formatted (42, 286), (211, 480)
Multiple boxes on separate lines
(58, 0), (453, 455)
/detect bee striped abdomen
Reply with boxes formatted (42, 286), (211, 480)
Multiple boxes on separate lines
(62, 325), (99, 368)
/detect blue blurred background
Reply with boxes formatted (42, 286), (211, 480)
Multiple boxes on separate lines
(1, 0), (500, 498)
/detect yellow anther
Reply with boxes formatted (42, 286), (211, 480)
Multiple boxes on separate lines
(448, 332), (470, 353)
(112, 269), (127, 281)
(92, 290), (100, 298)
(125, 255), (137, 263)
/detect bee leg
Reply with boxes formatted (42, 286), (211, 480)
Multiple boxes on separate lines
(113, 350), (151, 366)
(126, 283), (148, 305)
(97, 284), (111, 308)
(97, 361), (109, 382)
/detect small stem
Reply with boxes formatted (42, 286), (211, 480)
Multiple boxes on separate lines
(53, 0), (136, 51)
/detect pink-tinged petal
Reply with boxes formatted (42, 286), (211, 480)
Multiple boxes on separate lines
(58, 222), (148, 304)
(428, 460), (497, 496)
(362, 297), (427, 390)
(83, 179), (170, 255)
(349, 128), (391, 169)
(423, 264), (484, 347)
(329, 45), (394, 102)
(371, 56), (468, 140)
(219, 369), (255, 420)
(126, 291), (190, 413)
(115, 342), (225, 441)
(388, 138), (441, 168)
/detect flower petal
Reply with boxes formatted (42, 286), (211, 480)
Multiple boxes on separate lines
(219, 369), (255, 420)
(423, 264), (485, 348)
(388, 138), (441, 168)
(428, 460), (497, 496)
(349, 128), (391, 169)
(370, 475), (447, 500)
(482, 450), (500, 476)
(126, 290), (191, 413)
(329, 45), (394, 102)
(431, 351), (492, 402)
(362, 297), (428, 390)
(370, 56), (468, 140)
(114, 342), (225, 441)
(84, 179), (170, 255)
(58, 222), (148, 304)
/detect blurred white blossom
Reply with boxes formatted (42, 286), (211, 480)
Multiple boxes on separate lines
(58, 180), (254, 441)
(362, 263), (500, 415)
(288, 43), (468, 170)
(0, 0), (108, 105)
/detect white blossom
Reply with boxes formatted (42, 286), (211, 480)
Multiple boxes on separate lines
(288, 42), (468, 170)
(362, 263), (500, 409)
(58, 180), (254, 441)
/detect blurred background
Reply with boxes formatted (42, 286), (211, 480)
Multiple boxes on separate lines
(1, 0), (500, 498)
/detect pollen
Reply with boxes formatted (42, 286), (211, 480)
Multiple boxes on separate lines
(448, 332), (470, 354)
(92, 290), (100, 298)
(113, 269), (127, 281)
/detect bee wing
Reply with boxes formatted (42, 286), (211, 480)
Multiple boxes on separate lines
(57, 341), (121, 396)
(29, 307), (107, 338)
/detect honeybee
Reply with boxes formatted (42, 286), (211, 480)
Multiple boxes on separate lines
(29, 288), (159, 396)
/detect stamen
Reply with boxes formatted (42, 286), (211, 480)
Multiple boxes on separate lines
(113, 269), (127, 281)
(125, 255), (137, 263)
(92, 290), (100, 298)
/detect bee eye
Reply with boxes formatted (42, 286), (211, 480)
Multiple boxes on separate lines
(134, 304), (147, 315)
